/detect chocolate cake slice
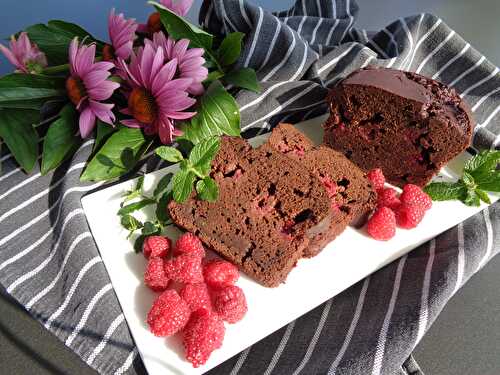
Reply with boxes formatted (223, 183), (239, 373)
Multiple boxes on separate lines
(269, 123), (377, 257)
(323, 67), (475, 187)
(168, 136), (334, 287)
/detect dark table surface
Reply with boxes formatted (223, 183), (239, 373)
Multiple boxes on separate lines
(1, 1), (499, 374)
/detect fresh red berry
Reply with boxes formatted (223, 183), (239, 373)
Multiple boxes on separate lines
(164, 254), (204, 284)
(174, 233), (205, 258)
(203, 260), (239, 288)
(147, 290), (190, 337)
(144, 257), (170, 292)
(395, 203), (426, 229)
(367, 168), (385, 190)
(180, 283), (212, 312)
(143, 236), (171, 259)
(183, 309), (225, 368)
(367, 207), (396, 241)
(377, 187), (402, 210)
(211, 285), (248, 324)
(400, 184), (432, 211)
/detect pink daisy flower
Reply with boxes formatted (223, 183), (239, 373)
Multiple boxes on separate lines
(118, 44), (196, 144)
(66, 38), (120, 138)
(0, 32), (47, 73)
(138, 0), (194, 34)
(104, 9), (138, 61)
(146, 32), (208, 95)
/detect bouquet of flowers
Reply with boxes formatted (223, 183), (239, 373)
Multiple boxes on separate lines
(0, 0), (259, 203)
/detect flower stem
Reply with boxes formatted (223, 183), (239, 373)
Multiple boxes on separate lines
(42, 64), (70, 75)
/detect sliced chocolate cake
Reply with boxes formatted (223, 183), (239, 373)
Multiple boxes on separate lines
(323, 67), (475, 187)
(269, 123), (377, 257)
(168, 136), (334, 287)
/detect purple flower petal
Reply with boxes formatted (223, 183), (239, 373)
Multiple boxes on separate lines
(83, 70), (111, 90)
(122, 118), (143, 128)
(187, 82), (205, 96)
(163, 110), (196, 120)
(154, 77), (192, 97)
(139, 44), (156, 88)
(92, 61), (115, 72)
(151, 58), (178, 95)
(0, 43), (22, 71)
(89, 100), (116, 125)
(150, 47), (164, 87)
(79, 106), (97, 138)
(158, 115), (175, 144)
(87, 80), (120, 101)
(172, 39), (189, 60)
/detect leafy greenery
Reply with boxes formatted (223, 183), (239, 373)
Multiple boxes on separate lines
(41, 104), (80, 174)
(223, 67), (261, 93)
(0, 109), (40, 172)
(218, 32), (244, 66)
(156, 146), (184, 163)
(196, 177), (219, 202)
(424, 150), (500, 206)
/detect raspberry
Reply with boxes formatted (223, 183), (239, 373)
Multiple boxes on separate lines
(367, 207), (396, 241)
(377, 188), (401, 210)
(143, 236), (171, 259)
(144, 257), (170, 292)
(183, 308), (225, 368)
(180, 283), (212, 312)
(367, 168), (385, 190)
(203, 260), (239, 288)
(174, 233), (205, 258)
(147, 290), (190, 337)
(164, 254), (204, 284)
(395, 203), (426, 229)
(400, 184), (432, 211)
(211, 285), (247, 324)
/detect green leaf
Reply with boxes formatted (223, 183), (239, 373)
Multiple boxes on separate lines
(0, 73), (66, 110)
(156, 190), (172, 225)
(461, 171), (476, 188)
(80, 126), (147, 181)
(151, 1), (213, 50)
(465, 150), (500, 176)
(136, 175), (145, 191)
(156, 146), (184, 163)
(25, 21), (101, 65)
(94, 120), (116, 153)
(120, 214), (143, 231)
(188, 136), (220, 176)
(223, 67), (261, 93)
(204, 70), (224, 84)
(476, 171), (500, 192)
(0, 109), (39, 172)
(133, 235), (146, 253)
(218, 32), (244, 66)
(142, 221), (161, 236)
(423, 182), (467, 201)
(154, 173), (173, 198)
(180, 81), (240, 144)
(196, 177), (219, 202)
(41, 104), (80, 174)
(117, 198), (156, 216)
(464, 189), (480, 206)
(172, 169), (196, 203)
(475, 189), (491, 204)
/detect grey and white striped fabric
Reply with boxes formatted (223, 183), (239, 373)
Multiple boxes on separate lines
(1, 0), (499, 374)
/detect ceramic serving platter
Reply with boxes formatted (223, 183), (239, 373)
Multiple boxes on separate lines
(81, 115), (499, 375)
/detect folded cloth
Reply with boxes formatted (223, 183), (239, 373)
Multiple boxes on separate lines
(0, 0), (499, 374)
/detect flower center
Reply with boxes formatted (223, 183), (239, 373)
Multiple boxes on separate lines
(102, 44), (115, 62)
(66, 76), (87, 106)
(128, 88), (158, 124)
(147, 12), (163, 34)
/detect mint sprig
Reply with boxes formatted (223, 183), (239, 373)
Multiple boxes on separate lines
(424, 150), (500, 206)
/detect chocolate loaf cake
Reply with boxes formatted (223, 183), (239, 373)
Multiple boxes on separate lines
(168, 136), (334, 287)
(323, 67), (474, 187)
(269, 123), (377, 257)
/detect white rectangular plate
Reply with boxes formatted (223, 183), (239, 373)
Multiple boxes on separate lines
(82, 115), (499, 375)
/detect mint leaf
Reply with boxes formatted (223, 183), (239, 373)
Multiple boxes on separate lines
(117, 198), (156, 216)
(142, 221), (161, 236)
(423, 182), (467, 201)
(464, 189), (480, 206)
(218, 32), (244, 66)
(172, 169), (196, 203)
(151, 1), (213, 50)
(156, 190), (172, 225)
(196, 177), (219, 202)
(120, 214), (143, 231)
(156, 146), (184, 163)
(188, 136), (220, 176)
(465, 150), (500, 176)
(179, 81), (240, 144)
(136, 175), (145, 191)
(475, 188), (491, 204)
(41, 104), (80, 175)
(223, 67), (261, 93)
(153, 173), (173, 198)
(461, 171), (476, 189)
(476, 171), (500, 192)
(0, 109), (40, 172)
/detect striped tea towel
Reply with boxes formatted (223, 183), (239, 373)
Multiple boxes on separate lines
(1, 0), (499, 374)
